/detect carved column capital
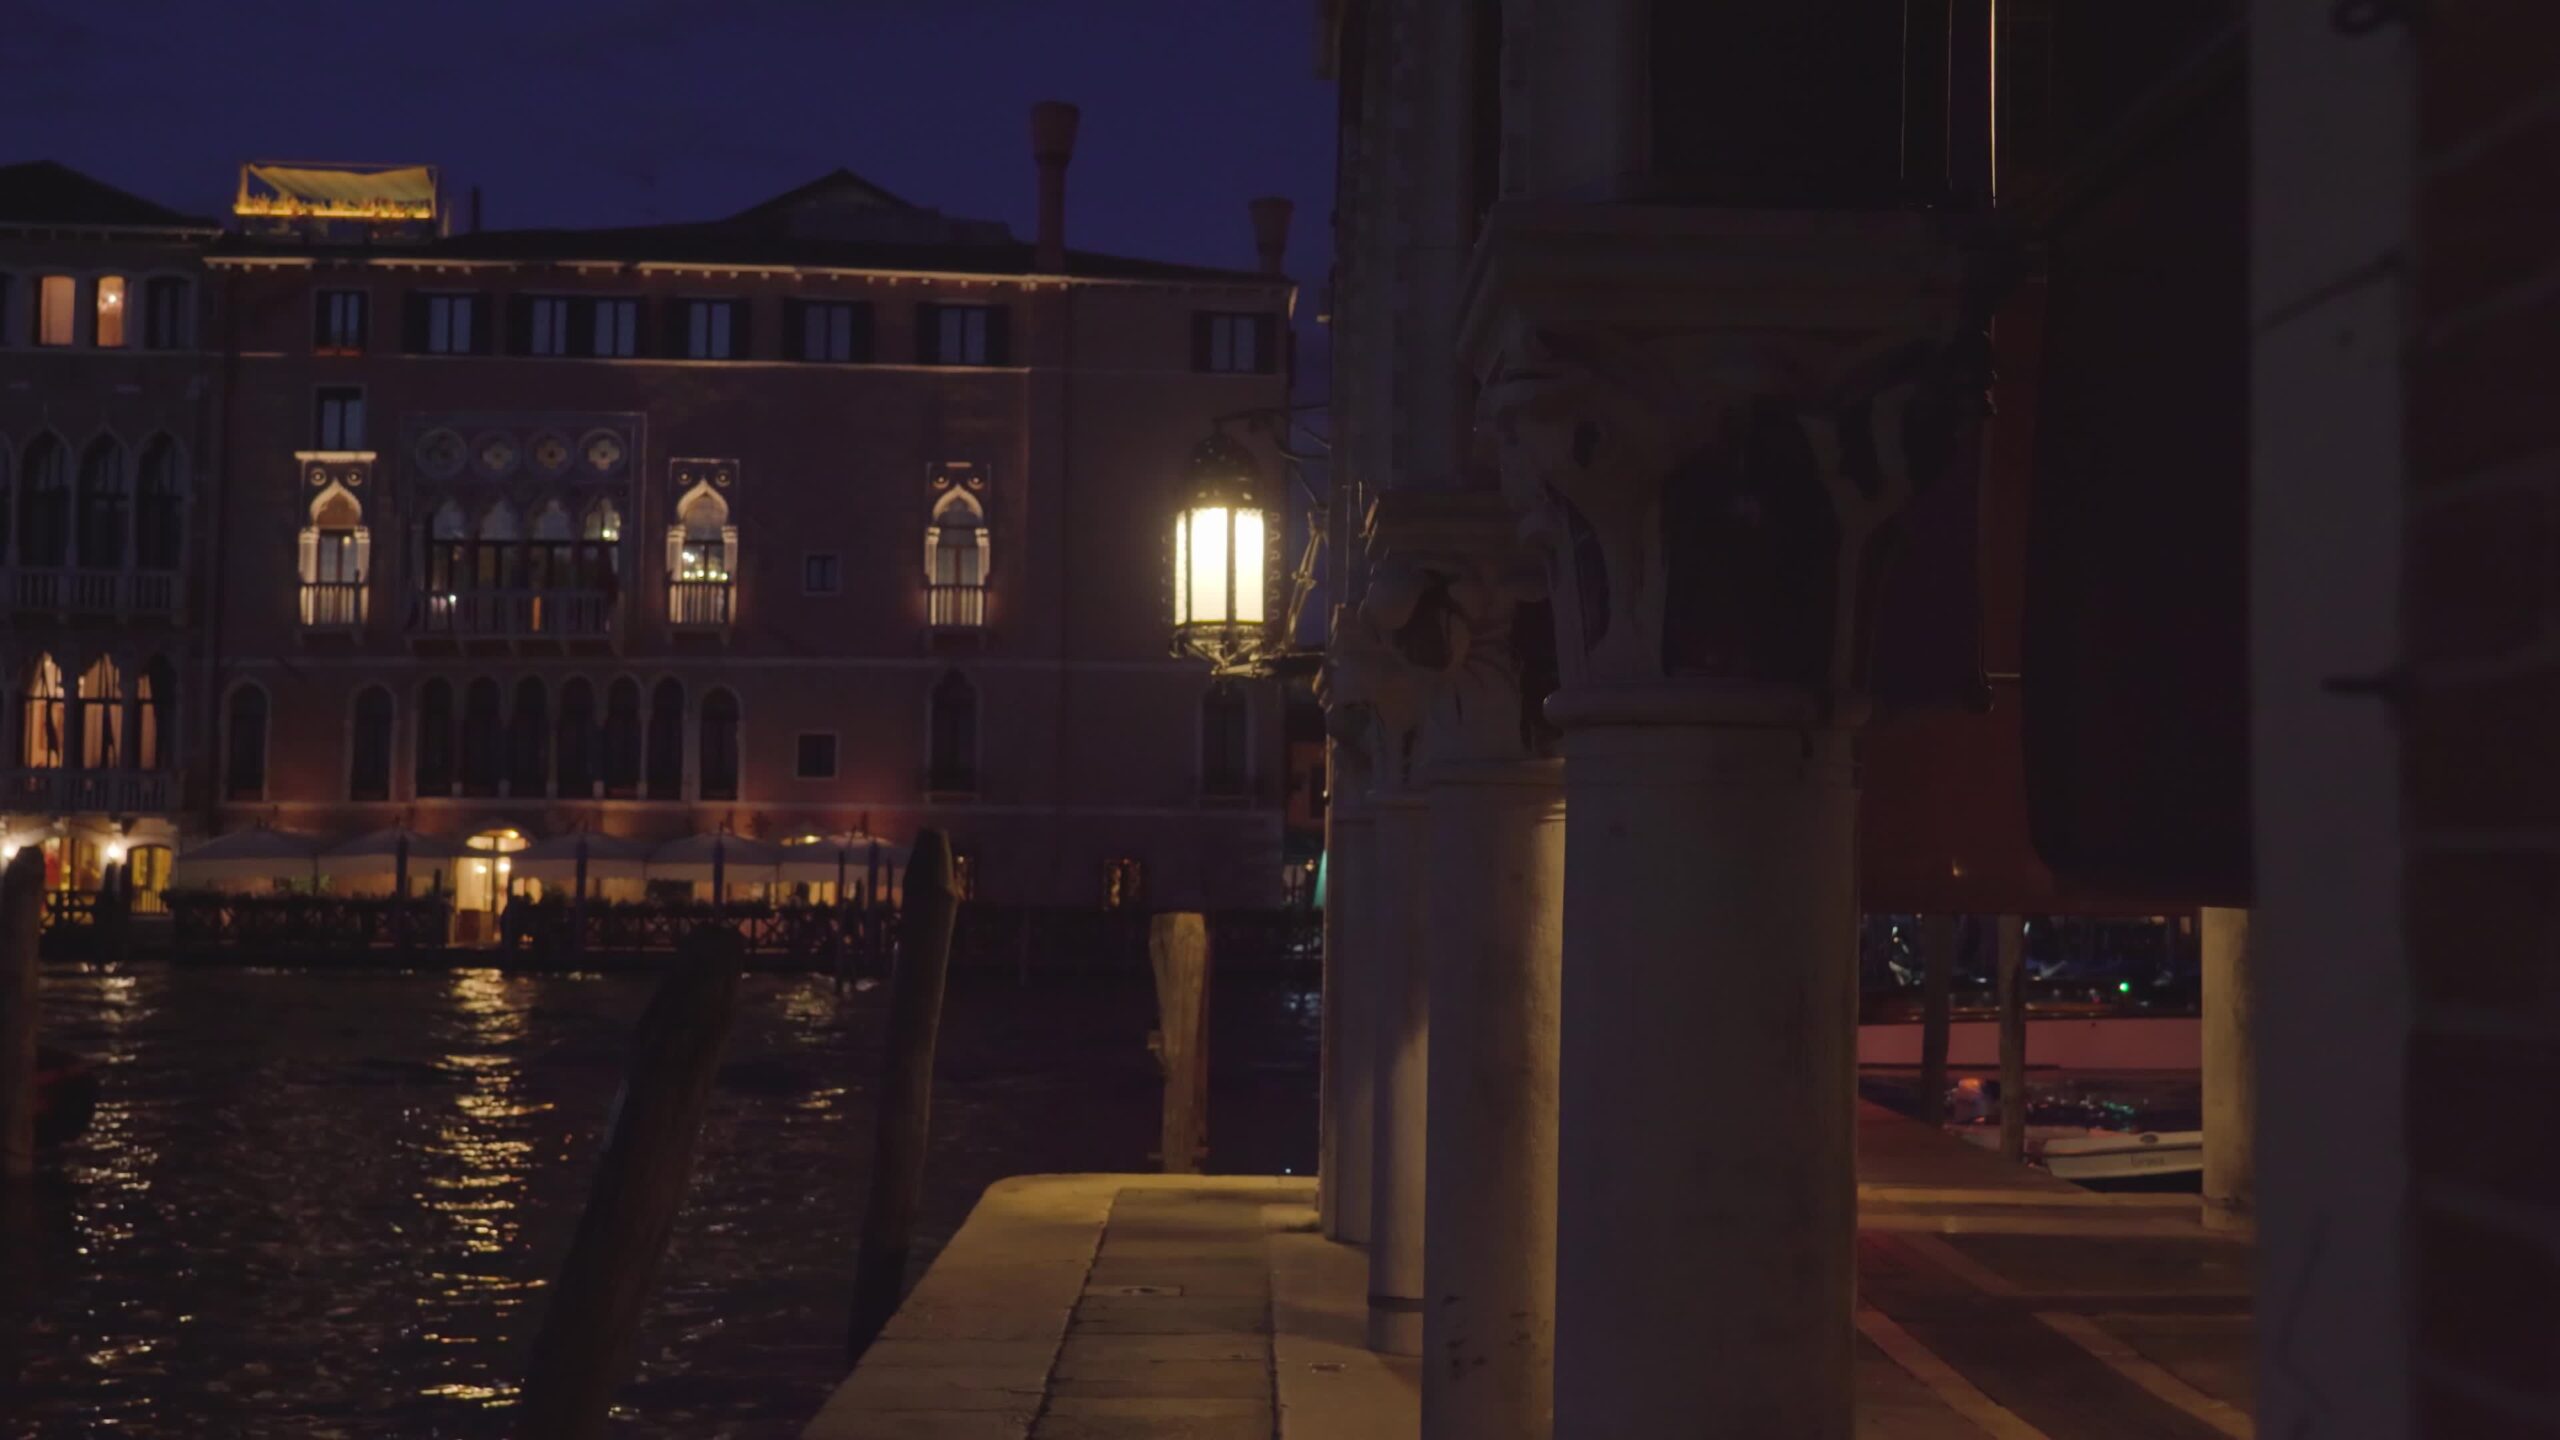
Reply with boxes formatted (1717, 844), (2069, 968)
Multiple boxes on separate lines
(1323, 601), (1432, 797)
(1361, 490), (1551, 769)
(1460, 204), (2007, 727)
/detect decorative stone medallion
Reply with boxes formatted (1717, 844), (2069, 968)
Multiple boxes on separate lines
(413, 427), (467, 480)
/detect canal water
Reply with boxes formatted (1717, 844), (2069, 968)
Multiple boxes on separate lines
(3, 963), (1320, 1438)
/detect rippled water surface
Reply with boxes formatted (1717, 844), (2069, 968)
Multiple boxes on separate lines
(3, 963), (1319, 1437)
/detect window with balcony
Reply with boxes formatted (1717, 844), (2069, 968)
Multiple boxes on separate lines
(94, 276), (128, 349)
(667, 485), (734, 628)
(928, 670), (978, 793)
(223, 683), (268, 802)
(76, 657), (122, 769)
(508, 677), (548, 797)
(314, 289), (368, 354)
(515, 295), (574, 357)
(460, 677), (503, 797)
(75, 437), (126, 571)
(314, 387), (365, 450)
(678, 298), (747, 359)
(299, 486), (369, 629)
(557, 678), (597, 798)
(789, 300), (871, 362)
(35, 275), (73, 346)
(136, 657), (173, 771)
(602, 677), (642, 799)
(143, 277), (189, 349)
(135, 437), (184, 572)
(645, 678), (685, 800)
(1192, 312), (1277, 373)
(700, 688), (740, 801)
(1201, 683), (1249, 797)
(18, 434), (69, 568)
(926, 490), (989, 629)
(918, 303), (1006, 365)
(416, 678), (455, 797)
(414, 497), (617, 638)
(588, 298), (640, 358)
(20, 654), (64, 769)
(349, 686), (394, 801)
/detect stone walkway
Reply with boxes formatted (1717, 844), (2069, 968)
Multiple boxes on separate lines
(803, 1109), (2253, 1439)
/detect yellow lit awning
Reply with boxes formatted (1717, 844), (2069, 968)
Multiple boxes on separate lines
(238, 164), (436, 220)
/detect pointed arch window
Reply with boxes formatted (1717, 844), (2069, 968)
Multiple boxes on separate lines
(667, 486), (735, 628)
(76, 656), (122, 769)
(299, 485), (369, 628)
(700, 688), (740, 802)
(459, 677), (503, 797)
(136, 657), (174, 771)
(602, 677), (642, 799)
(76, 437), (128, 570)
(20, 655), (65, 769)
(224, 684), (268, 802)
(136, 437), (184, 571)
(645, 678), (685, 800)
(18, 435), (69, 567)
(925, 490), (989, 629)
(928, 670), (978, 794)
(415, 678), (455, 796)
(556, 678), (598, 798)
(507, 677), (548, 798)
(350, 685), (394, 801)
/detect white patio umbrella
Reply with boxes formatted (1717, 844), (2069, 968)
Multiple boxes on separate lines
(170, 827), (324, 888)
(647, 832), (787, 892)
(778, 832), (909, 898)
(323, 827), (470, 887)
(512, 831), (653, 893)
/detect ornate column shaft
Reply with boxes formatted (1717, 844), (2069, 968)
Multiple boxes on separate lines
(1315, 725), (1376, 1242)
(1464, 203), (2001, 1440)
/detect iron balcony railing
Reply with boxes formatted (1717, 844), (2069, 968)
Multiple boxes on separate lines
(927, 582), (988, 629)
(667, 579), (734, 629)
(411, 587), (616, 639)
(2, 767), (177, 813)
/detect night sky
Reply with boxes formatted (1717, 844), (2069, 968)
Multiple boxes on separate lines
(10, 0), (1336, 370)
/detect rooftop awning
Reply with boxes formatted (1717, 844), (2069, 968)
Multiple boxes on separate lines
(242, 164), (435, 216)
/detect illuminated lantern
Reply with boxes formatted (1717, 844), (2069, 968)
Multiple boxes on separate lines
(1170, 429), (1275, 673)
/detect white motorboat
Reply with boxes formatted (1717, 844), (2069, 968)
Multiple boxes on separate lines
(1955, 1123), (2204, 1184)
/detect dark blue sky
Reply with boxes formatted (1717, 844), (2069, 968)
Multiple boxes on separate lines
(10, 0), (1335, 298)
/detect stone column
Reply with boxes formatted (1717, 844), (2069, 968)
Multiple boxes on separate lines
(1464, 206), (1998, 1439)
(2200, 906), (2255, 1232)
(1316, 728), (1378, 1243)
(1366, 787), (1431, 1355)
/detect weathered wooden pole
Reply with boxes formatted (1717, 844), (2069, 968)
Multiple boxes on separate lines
(98, 860), (131, 966)
(846, 828), (960, 1361)
(1996, 914), (2028, 1163)
(515, 927), (745, 1440)
(0, 850), (44, 1180)
(1149, 912), (1211, 1174)
(1917, 913), (1956, 1127)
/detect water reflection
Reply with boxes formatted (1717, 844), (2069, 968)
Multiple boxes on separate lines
(7, 966), (1317, 1437)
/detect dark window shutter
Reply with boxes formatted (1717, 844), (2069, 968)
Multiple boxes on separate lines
(569, 297), (596, 358)
(507, 295), (534, 355)
(314, 293), (332, 350)
(916, 303), (942, 364)
(728, 299), (752, 360)
(350, 292), (368, 350)
(402, 291), (430, 353)
(850, 302), (875, 362)
(984, 306), (1011, 366)
(470, 293), (495, 355)
(782, 299), (806, 361)
(1191, 313), (1214, 371)
(663, 299), (690, 358)
(1253, 312), (1277, 373)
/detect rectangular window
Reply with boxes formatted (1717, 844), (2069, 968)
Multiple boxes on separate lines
(1194, 311), (1277, 373)
(314, 386), (365, 450)
(144, 277), (188, 349)
(802, 552), (841, 595)
(793, 300), (870, 362)
(315, 289), (368, 353)
(417, 293), (478, 354)
(919, 303), (1005, 365)
(94, 276), (128, 348)
(523, 296), (572, 356)
(588, 298), (640, 357)
(795, 733), (838, 780)
(684, 299), (744, 359)
(36, 275), (75, 346)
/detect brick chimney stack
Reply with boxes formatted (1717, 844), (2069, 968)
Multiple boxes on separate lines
(1248, 196), (1292, 276)
(1031, 101), (1081, 273)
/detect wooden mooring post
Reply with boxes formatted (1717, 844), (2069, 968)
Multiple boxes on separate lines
(1917, 913), (1956, 1128)
(0, 850), (42, 1180)
(515, 928), (745, 1440)
(846, 828), (960, 1361)
(1148, 912), (1210, 1175)
(1997, 914), (2028, 1163)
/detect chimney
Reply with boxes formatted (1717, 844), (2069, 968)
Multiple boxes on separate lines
(1247, 196), (1293, 276)
(469, 185), (483, 234)
(1030, 101), (1081, 273)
